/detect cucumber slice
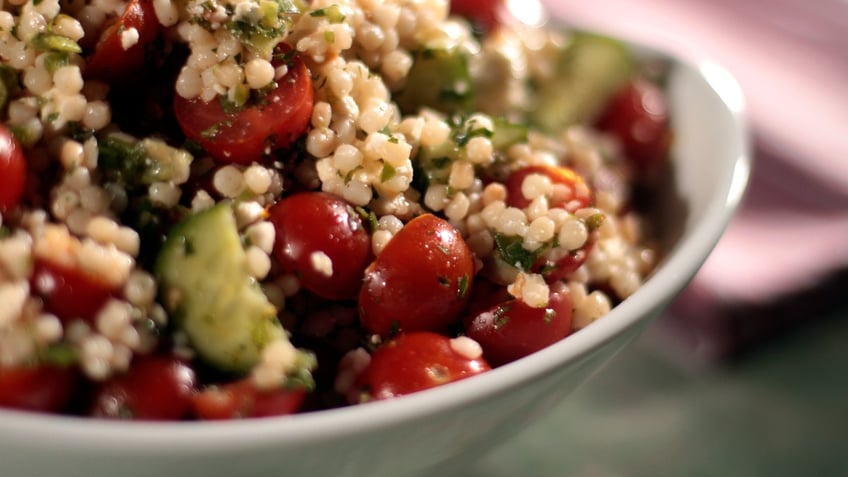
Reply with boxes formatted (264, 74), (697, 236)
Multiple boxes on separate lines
(395, 48), (474, 115)
(156, 203), (284, 373)
(532, 32), (633, 133)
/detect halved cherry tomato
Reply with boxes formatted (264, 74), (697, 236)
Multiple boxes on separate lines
(84, 0), (162, 82)
(90, 355), (196, 420)
(0, 365), (78, 413)
(173, 47), (313, 164)
(450, 0), (505, 34)
(192, 380), (305, 419)
(505, 165), (592, 212)
(269, 192), (372, 300)
(0, 124), (26, 215)
(353, 331), (491, 401)
(30, 258), (114, 324)
(464, 290), (572, 366)
(359, 214), (474, 337)
(595, 78), (672, 175)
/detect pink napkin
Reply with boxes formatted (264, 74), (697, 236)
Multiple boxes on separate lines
(546, 0), (848, 360)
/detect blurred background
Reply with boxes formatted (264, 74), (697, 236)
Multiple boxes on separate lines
(467, 0), (848, 475)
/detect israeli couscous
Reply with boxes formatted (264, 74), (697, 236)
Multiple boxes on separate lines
(0, 0), (671, 418)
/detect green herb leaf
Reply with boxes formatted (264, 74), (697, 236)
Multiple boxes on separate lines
(380, 162), (396, 182)
(585, 213), (606, 231)
(493, 304), (512, 330)
(457, 274), (469, 299)
(493, 233), (536, 271)
(30, 32), (81, 54)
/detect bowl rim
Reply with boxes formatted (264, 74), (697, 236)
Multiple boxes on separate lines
(0, 42), (752, 451)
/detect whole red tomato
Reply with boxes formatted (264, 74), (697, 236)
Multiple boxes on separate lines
(505, 164), (592, 212)
(450, 0), (505, 34)
(596, 78), (672, 175)
(0, 365), (79, 413)
(90, 355), (196, 420)
(0, 124), (27, 215)
(30, 258), (114, 324)
(192, 380), (306, 420)
(85, 0), (162, 81)
(358, 214), (474, 336)
(268, 192), (372, 300)
(465, 290), (573, 366)
(174, 47), (313, 164)
(354, 331), (491, 401)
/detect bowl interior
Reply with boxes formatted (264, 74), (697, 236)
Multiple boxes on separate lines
(0, 41), (751, 477)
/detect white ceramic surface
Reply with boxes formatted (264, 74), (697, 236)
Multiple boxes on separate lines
(0, 42), (751, 477)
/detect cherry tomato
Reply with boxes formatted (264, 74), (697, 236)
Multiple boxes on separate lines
(84, 0), (162, 82)
(359, 214), (475, 337)
(30, 258), (114, 324)
(0, 124), (27, 215)
(90, 355), (196, 420)
(464, 290), (573, 366)
(466, 277), (512, 318)
(595, 78), (672, 175)
(192, 380), (305, 419)
(269, 192), (372, 300)
(174, 47), (313, 164)
(505, 164), (592, 212)
(450, 0), (505, 34)
(353, 331), (491, 401)
(533, 232), (596, 283)
(0, 365), (78, 413)
(31, 258), (112, 320)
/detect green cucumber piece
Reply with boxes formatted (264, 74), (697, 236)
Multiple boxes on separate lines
(532, 31), (633, 133)
(395, 48), (474, 115)
(156, 203), (284, 373)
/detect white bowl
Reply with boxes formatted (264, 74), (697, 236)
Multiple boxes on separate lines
(0, 42), (750, 477)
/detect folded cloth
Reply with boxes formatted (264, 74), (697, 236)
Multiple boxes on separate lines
(546, 0), (848, 361)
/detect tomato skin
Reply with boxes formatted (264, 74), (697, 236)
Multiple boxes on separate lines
(595, 78), (672, 175)
(464, 290), (573, 366)
(30, 258), (114, 324)
(450, 0), (504, 33)
(359, 214), (475, 337)
(0, 124), (27, 215)
(505, 165), (592, 212)
(192, 380), (305, 419)
(90, 355), (196, 420)
(269, 192), (372, 300)
(354, 332), (491, 401)
(84, 0), (162, 82)
(0, 366), (79, 413)
(173, 48), (313, 164)
(534, 233), (596, 283)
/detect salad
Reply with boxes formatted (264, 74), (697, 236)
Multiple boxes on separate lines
(0, 0), (671, 419)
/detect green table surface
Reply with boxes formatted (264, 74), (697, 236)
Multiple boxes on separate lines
(463, 309), (848, 477)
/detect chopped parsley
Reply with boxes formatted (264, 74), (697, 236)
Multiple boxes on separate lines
(380, 162), (396, 182)
(585, 213), (606, 231)
(355, 206), (379, 233)
(200, 119), (234, 139)
(448, 113), (494, 147)
(457, 275), (470, 299)
(309, 5), (346, 23)
(30, 32), (81, 54)
(493, 304), (512, 330)
(493, 233), (538, 271)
